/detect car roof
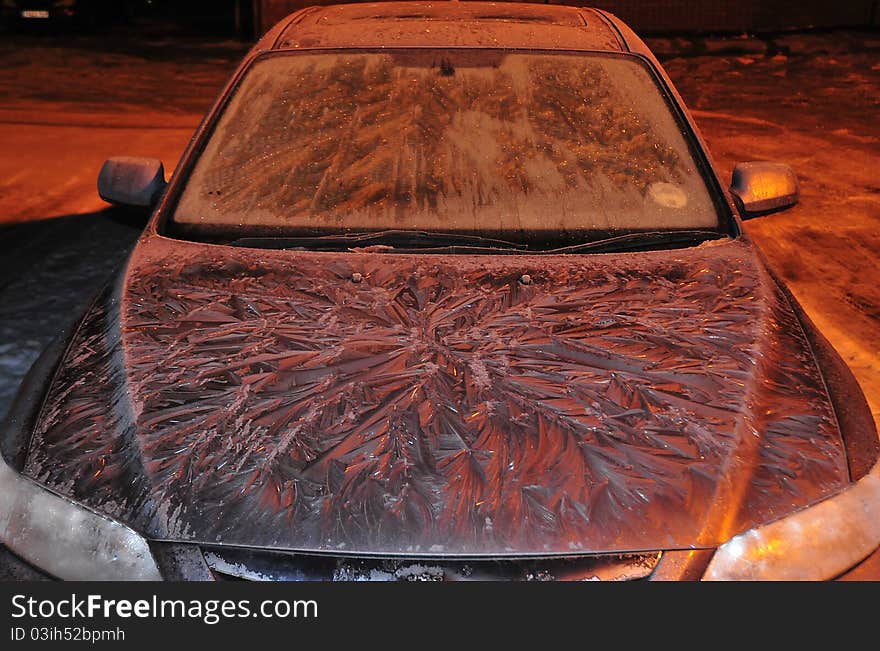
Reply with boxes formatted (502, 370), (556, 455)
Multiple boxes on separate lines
(270, 2), (627, 51)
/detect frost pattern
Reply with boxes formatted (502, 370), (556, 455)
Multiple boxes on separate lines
(25, 240), (849, 554)
(175, 52), (717, 234)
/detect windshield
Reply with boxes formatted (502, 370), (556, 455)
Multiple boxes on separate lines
(171, 50), (724, 247)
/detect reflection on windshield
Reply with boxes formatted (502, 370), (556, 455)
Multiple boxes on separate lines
(174, 51), (720, 241)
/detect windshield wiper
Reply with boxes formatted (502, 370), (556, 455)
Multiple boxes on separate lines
(229, 230), (528, 251)
(228, 229), (724, 254)
(546, 230), (725, 254)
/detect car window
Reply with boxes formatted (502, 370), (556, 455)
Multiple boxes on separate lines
(171, 50), (723, 246)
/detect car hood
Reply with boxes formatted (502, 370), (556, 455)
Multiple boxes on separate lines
(23, 235), (850, 556)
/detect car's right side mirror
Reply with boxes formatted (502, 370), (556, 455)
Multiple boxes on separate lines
(729, 161), (799, 219)
(98, 157), (167, 209)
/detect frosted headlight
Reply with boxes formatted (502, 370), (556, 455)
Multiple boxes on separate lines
(704, 458), (880, 580)
(0, 456), (161, 580)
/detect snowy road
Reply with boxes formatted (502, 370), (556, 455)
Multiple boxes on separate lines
(0, 210), (142, 418)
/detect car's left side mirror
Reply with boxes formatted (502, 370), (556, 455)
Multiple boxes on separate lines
(98, 157), (167, 209)
(729, 161), (799, 219)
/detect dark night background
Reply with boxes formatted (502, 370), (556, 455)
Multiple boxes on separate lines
(3, 1), (880, 38)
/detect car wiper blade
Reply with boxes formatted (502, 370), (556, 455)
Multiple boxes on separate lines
(229, 230), (724, 254)
(547, 230), (725, 254)
(354, 244), (531, 255)
(229, 230), (527, 250)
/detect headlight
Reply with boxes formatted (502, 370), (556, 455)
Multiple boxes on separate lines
(0, 456), (162, 580)
(704, 458), (880, 580)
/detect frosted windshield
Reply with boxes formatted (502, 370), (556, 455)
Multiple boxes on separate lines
(173, 50), (721, 242)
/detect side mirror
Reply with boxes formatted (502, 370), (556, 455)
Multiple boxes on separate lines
(729, 161), (799, 219)
(98, 157), (166, 208)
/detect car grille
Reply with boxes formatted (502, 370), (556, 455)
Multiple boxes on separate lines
(202, 547), (662, 581)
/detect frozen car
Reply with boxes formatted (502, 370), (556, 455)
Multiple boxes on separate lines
(2, 2), (878, 581)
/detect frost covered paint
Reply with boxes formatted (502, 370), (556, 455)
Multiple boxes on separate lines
(272, 3), (624, 51)
(23, 236), (850, 555)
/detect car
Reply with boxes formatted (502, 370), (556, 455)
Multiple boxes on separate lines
(1, 1), (878, 581)
(0, 0), (119, 32)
